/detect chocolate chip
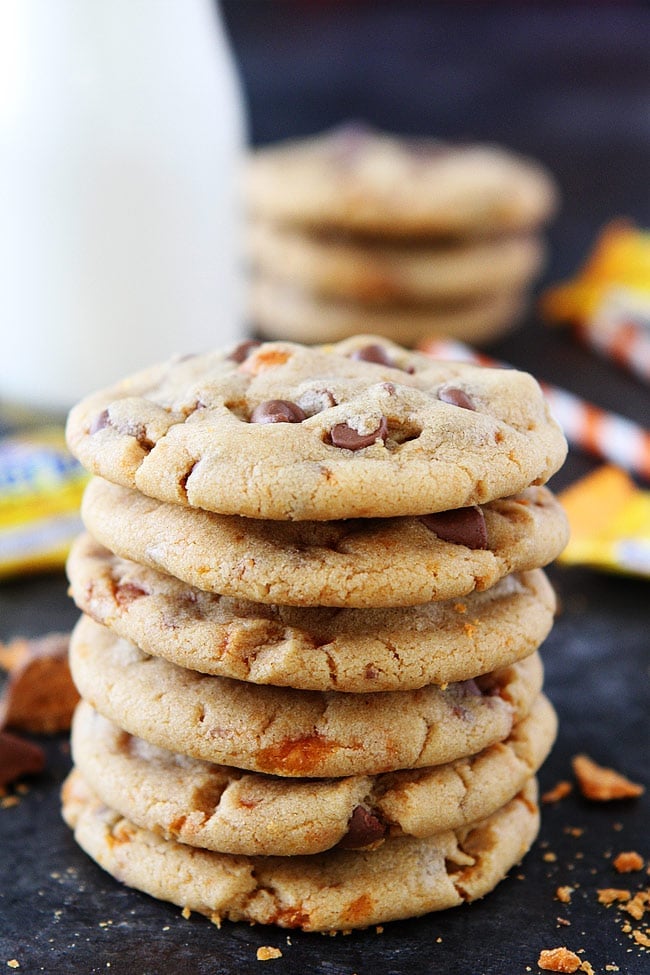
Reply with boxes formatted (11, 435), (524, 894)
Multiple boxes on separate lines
(351, 344), (395, 366)
(420, 506), (488, 549)
(250, 399), (306, 424)
(351, 344), (415, 374)
(338, 805), (387, 850)
(0, 731), (45, 788)
(228, 339), (261, 363)
(89, 409), (111, 435)
(329, 416), (388, 450)
(437, 386), (476, 410)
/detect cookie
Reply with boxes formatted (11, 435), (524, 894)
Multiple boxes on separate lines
(66, 335), (568, 521)
(79, 478), (568, 608)
(248, 221), (546, 303)
(69, 615), (543, 778)
(70, 695), (555, 856)
(250, 275), (527, 346)
(245, 126), (558, 237)
(62, 769), (540, 931)
(68, 532), (557, 691)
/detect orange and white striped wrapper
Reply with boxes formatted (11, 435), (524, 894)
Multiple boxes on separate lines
(419, 337), (650, 482)
(578, 288), (650, 384)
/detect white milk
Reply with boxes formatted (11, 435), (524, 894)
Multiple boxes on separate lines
(0, 0), (246, 412)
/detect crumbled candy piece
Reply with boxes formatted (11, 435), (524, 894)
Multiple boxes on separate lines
(556, 887), (574, 904)
(0, 731), (45, 788)
(537, 947), (582, 972)
(572, 753), (645, 801)
(0, 633), (78, 734)
(613, 851), (645, 873)
(597, 888), (631, 906)
(542, 781), (573, 804)
(256, 946), (282, 961)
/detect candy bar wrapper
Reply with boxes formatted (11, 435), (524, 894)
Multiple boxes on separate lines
(0, 428), (88, 577)
(540, 220), (650, 324)
(540, 220), (650, 383)
(558, 465), (650, 578)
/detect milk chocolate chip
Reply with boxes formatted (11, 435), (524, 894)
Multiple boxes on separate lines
(421, 506), (488, 549)
(338, 805), (387, 849)
(437, 386), (476, 410)
(250, 400), (306, 424)
(228, 339), (261, 363)
(351, 344), (414, 374)
(351, 344), (395, 366)
(329, 416), (388, 450)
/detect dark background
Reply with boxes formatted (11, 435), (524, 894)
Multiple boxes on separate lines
(1, 3), (649, 973)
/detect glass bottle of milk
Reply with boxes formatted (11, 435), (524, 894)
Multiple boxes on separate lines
(0, 0), (246, 414)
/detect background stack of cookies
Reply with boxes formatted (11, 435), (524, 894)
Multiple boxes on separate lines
(62, 335), (568, 932)
(245, 126), (558, 347)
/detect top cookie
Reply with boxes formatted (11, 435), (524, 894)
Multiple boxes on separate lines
(245, 126), (558, 237)
(66, 335), (567, 521)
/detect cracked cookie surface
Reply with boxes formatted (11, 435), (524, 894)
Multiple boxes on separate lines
(70, 695), (555, 856)
(66, 335), (567, 521)
(68, 532), (556, 690)
(61, 770), (540, 931)
(79, 478), (568, 608)
(69, 615), (543, 778)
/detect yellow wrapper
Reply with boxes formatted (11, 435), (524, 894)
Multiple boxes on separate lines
(0, 428), (88, 577)
(558, 465), (650, 577)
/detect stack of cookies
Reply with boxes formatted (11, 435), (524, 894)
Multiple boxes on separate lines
(62, 334), (568, 932)
(245, 126), (558, 347)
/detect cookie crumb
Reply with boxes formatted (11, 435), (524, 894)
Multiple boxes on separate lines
(613, 851), (644, 873)
(537, 946), (582, 972)
(622, 889), (650, 920)
(542, 781), (572, 803)
(572, 754), (644, 801)
(597, 888), (631, 905)
(556, 886), (574, 904)
(632, 929), (650, 948)
(557, 917), (571, 926)
(256, 946), (282, 961)
(605, 965), (620, 971)
(7, 963), (20, 970)
(543, 852), (558, 862)
(181, 906), (191, 920)
(579, 962), (595, 975)
(1, 796), (20, 809)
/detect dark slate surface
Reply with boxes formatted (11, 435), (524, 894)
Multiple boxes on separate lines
(1, 3), (648, 973)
